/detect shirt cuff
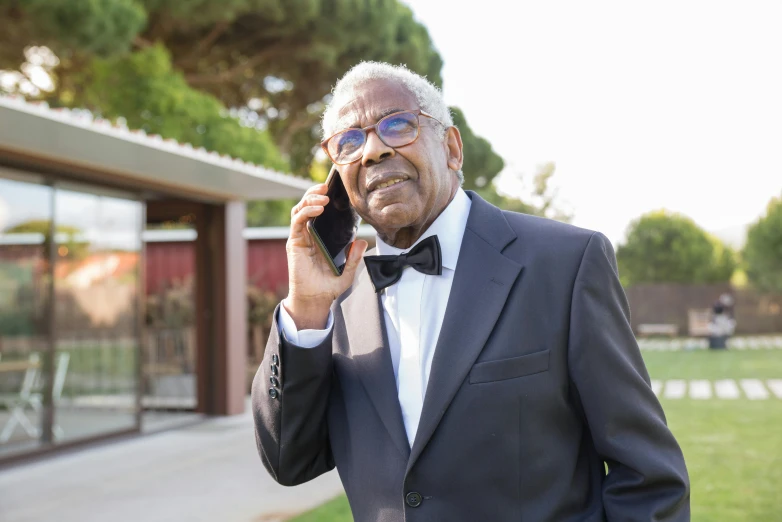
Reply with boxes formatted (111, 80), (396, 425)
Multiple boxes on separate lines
(278, 302), (333, 348)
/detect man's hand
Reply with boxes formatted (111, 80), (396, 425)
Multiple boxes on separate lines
(284, 183), (368, 330)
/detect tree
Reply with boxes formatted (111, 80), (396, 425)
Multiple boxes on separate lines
(0, 0), (444, 175)
(616, 210), (737, 286)
(0, 0), (146, 62)
(477, 162), (573, 222)
(79, 45), (287, 171)
(743, 193), (782, 292)
(0, 0), (451, 226)
(449, 107), (504, 191)
(1, 0), (555, 227)
(5, 219), (89, 260)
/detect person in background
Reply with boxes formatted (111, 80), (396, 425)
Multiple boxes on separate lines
(718, 292), (735, 318)
(708, 301), (736, 349)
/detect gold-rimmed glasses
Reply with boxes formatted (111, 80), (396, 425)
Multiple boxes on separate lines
(321, 109), (444, 166)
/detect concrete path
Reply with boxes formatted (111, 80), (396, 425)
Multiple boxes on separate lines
(651, 379), (782, 400)
(0, 399), (344, 522)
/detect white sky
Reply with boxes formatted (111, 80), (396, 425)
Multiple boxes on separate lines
(402, 0), (782, 246)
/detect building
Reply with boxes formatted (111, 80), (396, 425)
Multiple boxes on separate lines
(0, 95), (312, 465)
(144, 225), (377, 297)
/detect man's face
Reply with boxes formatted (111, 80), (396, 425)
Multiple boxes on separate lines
(332, 79), (461, 241)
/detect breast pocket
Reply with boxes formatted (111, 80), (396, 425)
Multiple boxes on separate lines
(469, 349), (550, 384)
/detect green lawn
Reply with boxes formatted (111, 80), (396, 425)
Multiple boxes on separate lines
(663, 398), (782, 520)
(289, 495), (352, 522)
(291, 348), (782, 522)
(642, 349), (782, 380)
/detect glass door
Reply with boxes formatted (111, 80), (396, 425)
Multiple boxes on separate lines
(0, 171), (52, 457)
(51, 184), (142, 443)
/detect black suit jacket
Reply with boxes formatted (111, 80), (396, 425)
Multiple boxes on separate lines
(252, 191), (690, 521)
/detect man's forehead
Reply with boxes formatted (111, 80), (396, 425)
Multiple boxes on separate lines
(333, 106), (409, 130)
(331, 82), (418, 129)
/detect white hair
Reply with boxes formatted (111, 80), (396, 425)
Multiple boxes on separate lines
(322, 61), (463, 184)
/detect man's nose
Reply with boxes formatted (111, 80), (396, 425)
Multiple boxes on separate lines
(361, 128), (395, 167)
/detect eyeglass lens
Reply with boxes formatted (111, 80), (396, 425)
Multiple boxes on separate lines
(328, 111), (420, 164)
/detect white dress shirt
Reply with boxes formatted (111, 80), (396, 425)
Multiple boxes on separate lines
(279, 188), (472, 447)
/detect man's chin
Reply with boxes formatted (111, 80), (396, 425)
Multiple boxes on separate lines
(365, 203), (417, 231)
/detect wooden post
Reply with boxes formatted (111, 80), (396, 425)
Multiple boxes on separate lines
(195, 201), (247, 415)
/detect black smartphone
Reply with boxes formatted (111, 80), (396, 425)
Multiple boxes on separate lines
(306, 166), (361, 276)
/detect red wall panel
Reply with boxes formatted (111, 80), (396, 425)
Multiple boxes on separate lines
(145, 239), (290, 296)
(247, 239), (289, 295)
(145, 241), (196, 295)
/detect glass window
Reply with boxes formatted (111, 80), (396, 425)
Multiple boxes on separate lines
(52, 185), (142, 443)
(0, 171), (52, 457)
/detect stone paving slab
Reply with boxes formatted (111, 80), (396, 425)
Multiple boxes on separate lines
(663, 380), (687, 399)
(768, 380), (782, 399)
(714, 379), (741, 399)
(740, 379), (770, 400)
(689, 380), (712, 400)
(651, 379), (782, 401)
(0, 398), (344, 522)
(638, 336), (782, 352)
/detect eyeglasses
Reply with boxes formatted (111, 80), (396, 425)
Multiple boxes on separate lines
(321, 109), (444, 166)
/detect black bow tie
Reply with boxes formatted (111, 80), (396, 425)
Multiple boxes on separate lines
(364, 235), (443, 293)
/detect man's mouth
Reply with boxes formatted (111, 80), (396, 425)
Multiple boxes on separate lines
(368, 174), (411, 192)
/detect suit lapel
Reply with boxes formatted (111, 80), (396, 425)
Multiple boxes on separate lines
(407, 192), (523, 473)
(341, 267), (411, 460)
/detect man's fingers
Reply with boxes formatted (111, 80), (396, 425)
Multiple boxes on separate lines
(304, 183), (328, 196)
(291, 205), (325, 225)
(299, 183), (328, 204)
(289, 205), (324, 238)
(290, 193), (329, 218)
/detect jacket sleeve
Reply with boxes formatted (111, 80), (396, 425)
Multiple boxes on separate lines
(251, 303), (335, 486)
(567, 232), (690, 521)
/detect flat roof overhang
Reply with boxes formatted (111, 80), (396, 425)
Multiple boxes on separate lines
(0, 97), (312, 202)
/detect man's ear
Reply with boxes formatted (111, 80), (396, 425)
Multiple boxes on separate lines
(445, 126), (464, 173)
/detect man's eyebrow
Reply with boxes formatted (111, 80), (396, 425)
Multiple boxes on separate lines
(377, 107), (406, 120)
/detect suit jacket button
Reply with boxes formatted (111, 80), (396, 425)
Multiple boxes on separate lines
(269, 388), (279, 399)
(270, 376), (280, 388)
(270, 364), (278, 376)
(405, 492), (422, 508)
(272, 354), (280, 365)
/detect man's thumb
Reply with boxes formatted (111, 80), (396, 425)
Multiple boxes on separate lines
(344, 240), (368, 275)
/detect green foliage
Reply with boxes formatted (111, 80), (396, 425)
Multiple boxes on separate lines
(0, 0), (146, 66)
(247, 284), (282, 327)
(450, 107), (504, 191)
(476, 186), (536, 215)
(145, 277), (194, 328)
(1, 0), (559, 227)
(1, 0), (446, 175)
(743, 193), (782, 292)
(477, 162), (572, 222)
(616, 210), (737, 286)
(27, 0), (147, 56)
(6, 219), (89, 260)
(709, 236), (738, 284)
(246, 198), (297, 227)
(77, 45), (287, 171)
(213, 0), (445, 174)
(0, 264), (37, 336)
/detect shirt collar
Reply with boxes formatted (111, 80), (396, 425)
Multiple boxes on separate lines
(375, 188), (472, 271)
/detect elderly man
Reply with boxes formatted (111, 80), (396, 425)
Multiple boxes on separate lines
(252, 62), (689, 521)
